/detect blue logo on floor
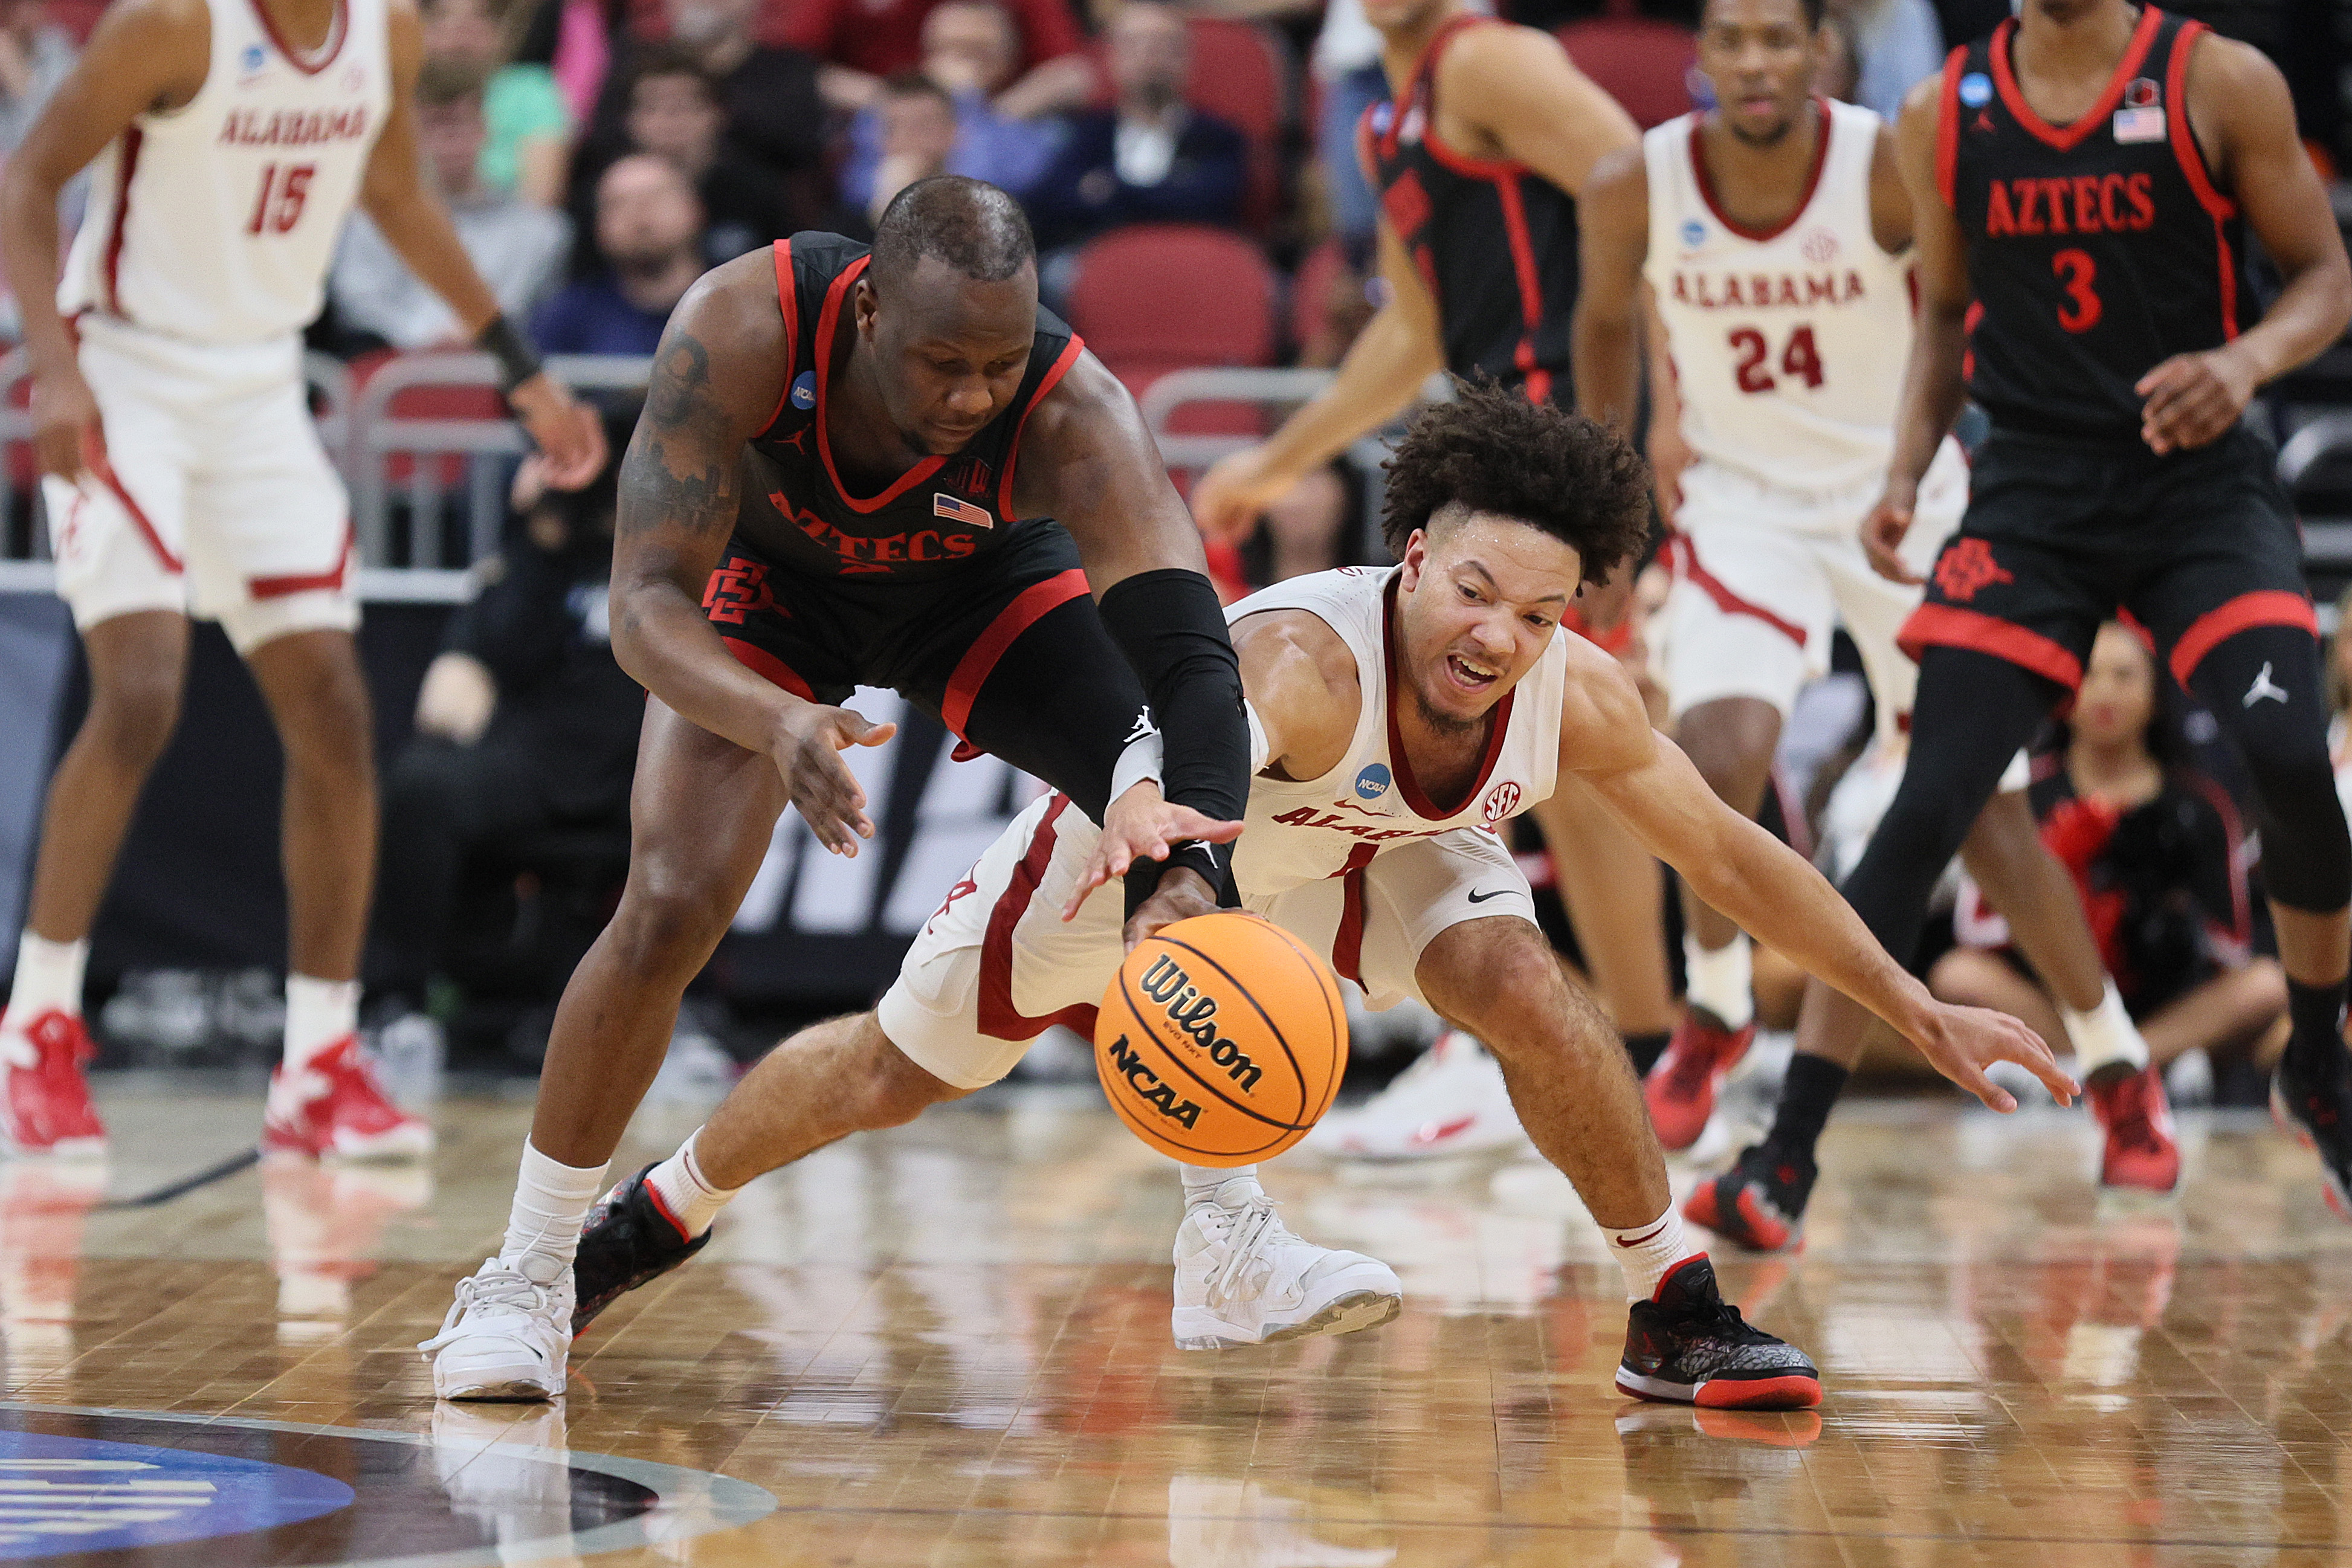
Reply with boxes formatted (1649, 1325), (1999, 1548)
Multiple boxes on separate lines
(0, 1431), (352, 1560)
(1354, 763), (1391, 801)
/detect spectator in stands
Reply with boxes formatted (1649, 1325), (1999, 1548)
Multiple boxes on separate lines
(1827, 0), (1941, 122)
(790, 0), (1090, 118)
(618, 45), (797, 258)
(840, 3), (1066, 212)
(577, 0), (829, 234)
(0, 0), (74, 160)
(331, 60), (571, 351)
(368, 407), (645, 1067)
(1024, 0), (1247, 251)
(532, 153), (703, 353)
(858, 73), (961, 228)
(1933, 621), (2288, 1083)
(422, 0), (573, 207)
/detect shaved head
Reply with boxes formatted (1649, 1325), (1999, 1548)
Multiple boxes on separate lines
(870, 175), (1036, 289)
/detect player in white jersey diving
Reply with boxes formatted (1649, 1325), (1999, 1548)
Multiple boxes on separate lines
(535, 386), (2069, 1413)
(0, 0), (603, 1157)
(1572, 0), (2177, 1237)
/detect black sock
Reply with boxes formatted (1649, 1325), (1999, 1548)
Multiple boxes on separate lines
(2287, 977), (2348, 1070)
(1624, 1031), (1670, 1077)
(1763, 1054), (1848, 1166)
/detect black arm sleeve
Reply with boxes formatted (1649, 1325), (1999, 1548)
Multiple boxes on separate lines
(1099, 568), (1249, 914)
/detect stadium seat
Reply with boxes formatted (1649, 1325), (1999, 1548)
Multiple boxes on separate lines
(1063, 223), (1278, 398)
(1556, 13), (1698, 130)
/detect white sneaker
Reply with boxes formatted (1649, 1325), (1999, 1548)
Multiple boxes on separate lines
(421, 1256), (573, 1401)
(1172, 1178), (1401, 1349)
(1308, 1032), (1528, 1160)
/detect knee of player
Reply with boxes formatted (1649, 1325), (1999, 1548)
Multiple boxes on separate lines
(859, 1024), (964, 1125)
(1674, 699), (1781, 801)
(1430, 929), (1572, 1043)
(82, 668), (185, 767)
(610, 870), (737, 963)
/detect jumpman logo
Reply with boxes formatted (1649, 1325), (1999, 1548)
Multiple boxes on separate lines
(2244, 663), (2289, 707)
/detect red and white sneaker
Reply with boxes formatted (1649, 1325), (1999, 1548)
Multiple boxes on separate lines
(0, 1010), (106, 1157)
(1643, 1011), (1756, 1152)
(2090, 1066), (2181, 1194)
(263, 1036), (435, 1162)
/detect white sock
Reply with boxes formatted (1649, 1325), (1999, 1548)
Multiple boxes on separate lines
(1603, 1206), (1702, 1303)
(284, 974), (360, 1069)
(2061, 979), (2149, 1078)
(499, 1141), (610, 1278)
(645, 1130), (739, 1239)
(1182, 1164), (1259, 1207)
(1682, 934), (1755, 1031)
(5, 933), (87, 1025)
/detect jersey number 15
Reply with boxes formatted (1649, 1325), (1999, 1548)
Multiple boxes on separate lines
(247, 163), (315, 236)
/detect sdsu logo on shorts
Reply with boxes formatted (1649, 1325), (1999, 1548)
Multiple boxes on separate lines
(1482, 781), (1521, 824)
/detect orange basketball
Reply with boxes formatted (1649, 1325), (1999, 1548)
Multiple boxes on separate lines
(1093, 911), (1348, 1166)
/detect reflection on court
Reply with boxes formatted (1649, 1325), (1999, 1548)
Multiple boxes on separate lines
(5, 1080), (2352, 1564)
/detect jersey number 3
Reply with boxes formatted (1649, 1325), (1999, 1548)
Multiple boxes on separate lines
(1730, 324), (1823, 394)
(2052, 247), (2102, 334)
(247, 163), (315, 236)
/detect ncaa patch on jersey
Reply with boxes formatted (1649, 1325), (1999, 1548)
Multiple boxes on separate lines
(239, 42), (267, 76)
(1958, 72), (1992, 108)
(1679, 219), (1706, 250)
(789, 370), (816, 410)
(1354, 763), (1391, 801)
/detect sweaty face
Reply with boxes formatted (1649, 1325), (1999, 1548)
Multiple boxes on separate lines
(1394, 512), (1583, 731)
(858, 257), (1037, 456)
(1698, 0), (1821, 146)
(2073, 622), (2156, 753)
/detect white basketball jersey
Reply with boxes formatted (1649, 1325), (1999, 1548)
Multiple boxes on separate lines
(1644, 100), (1914, 498)
(1225, 566), (1567, 897)
(60, 0), (390, 344)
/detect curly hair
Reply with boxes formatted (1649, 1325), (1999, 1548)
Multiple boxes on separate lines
(1378, 378), (1652, 584)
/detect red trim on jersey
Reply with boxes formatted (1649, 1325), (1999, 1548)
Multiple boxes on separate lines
(1691, 98), (1831, 242)
(101, 127), (143, 318)
(1899, 602), (2084, 690)
(91, 441), (182, 575)
(1664, 533), (1808, 647)
(722, 636), (815, 700)
(813, 255), (948, 513)
(251, 0), (349, 76)
(754, 239), (801, 439)
(248, 519), (353, 598)
(1935, 45), (1965, 209)
(1330, 844), (1376, 985)
(2166, 589), (2316, 688)
(2163, 21), (2240, 338)
(940, 569), (1090, 740)
(1379, 575), (1514, 819)
(1989, 7), (2163, 153)
(1378, 13), (1495, 164)
(994, 335), (1084, 517)
(978, 793), (1100, 1042)
(1491, 174), (1546, 379)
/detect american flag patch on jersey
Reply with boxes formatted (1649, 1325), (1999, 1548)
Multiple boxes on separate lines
(934, 492), (993, 529)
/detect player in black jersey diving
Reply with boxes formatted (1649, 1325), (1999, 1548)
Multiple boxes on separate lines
(1693, 0), (2352, 1247)
(424, 177), (1256, 1400)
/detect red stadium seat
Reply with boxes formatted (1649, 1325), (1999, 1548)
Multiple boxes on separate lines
(1063, 223), (1278, 396)
(1556, 14), (1698, 131)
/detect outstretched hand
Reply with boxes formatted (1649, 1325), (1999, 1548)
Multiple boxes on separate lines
(1911, 1001), (2077, 1112)
(509, 371), (609, 491)
(1061, 781), (1244, 927)
(769, 702), (897, 857)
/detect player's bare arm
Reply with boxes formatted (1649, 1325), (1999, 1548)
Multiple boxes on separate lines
(1571, 146), (1648, 435)
(613, 256), (898, 856)
(1866, 123), (1914, 254)
(2137, 35), (2352, 454)
(1019, 353), (1244, 937)
(1863, 74), (1973, 584)
(1554, 639), (2077, 1110)
(1439, 22), (1636, 197)
(0, 0), (207, 480)
(1189, 218), (1444, 541)
(358, 0), (602, 485)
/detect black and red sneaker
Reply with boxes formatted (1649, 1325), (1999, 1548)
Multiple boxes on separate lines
(1682, 1143), (1814, 1252)
(2089, 1065), (2180, 1194)
(571, 1164), (709, 1335)
(1643, 1012), (1757, 1152)
(1615, 1255), (1820, 1409)
(2272, 1045), (2352, 1221)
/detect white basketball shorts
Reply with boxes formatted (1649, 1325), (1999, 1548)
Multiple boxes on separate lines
(877, 792), (1542, 1090)
(44, 314), (356, 654)
(1657, 438), (1969, 746)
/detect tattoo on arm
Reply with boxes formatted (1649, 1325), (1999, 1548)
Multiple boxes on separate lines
(619, 331), (740, 567)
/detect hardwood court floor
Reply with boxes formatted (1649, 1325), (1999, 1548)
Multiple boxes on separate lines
(11, 1075), (2352, 1564)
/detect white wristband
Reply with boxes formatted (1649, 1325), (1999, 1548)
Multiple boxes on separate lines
(1110, 730), (1164, 803)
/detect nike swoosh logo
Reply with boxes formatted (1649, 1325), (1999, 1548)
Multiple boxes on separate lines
(1615, 1220), (1670, 1248)
(1465, 888), (1512, 904)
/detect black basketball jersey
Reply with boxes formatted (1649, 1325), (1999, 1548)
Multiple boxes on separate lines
(1940, 8), (2252, 439)
(736, 233), (1084, 579)
(1359, 15), (1579, 401)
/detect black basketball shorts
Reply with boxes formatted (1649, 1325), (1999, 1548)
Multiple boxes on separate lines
(1899, 425), (2315, 692)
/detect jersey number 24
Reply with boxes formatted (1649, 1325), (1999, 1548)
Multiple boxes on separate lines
(1729, 324), (1824, 393)
(247, 163), (315, 236)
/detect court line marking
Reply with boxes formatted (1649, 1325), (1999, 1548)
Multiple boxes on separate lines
(0, 1402), (777, 1567)
(95, 1148), (261, 1210)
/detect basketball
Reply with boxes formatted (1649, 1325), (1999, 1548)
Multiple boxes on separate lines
(1093, 911), (1348, 1166)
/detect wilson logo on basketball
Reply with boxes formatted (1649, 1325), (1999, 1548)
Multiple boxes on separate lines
(1482, 782), (1521, 825)
(1137, 955), (1264, 1091)
(1100, 1034), (1204, 1130)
